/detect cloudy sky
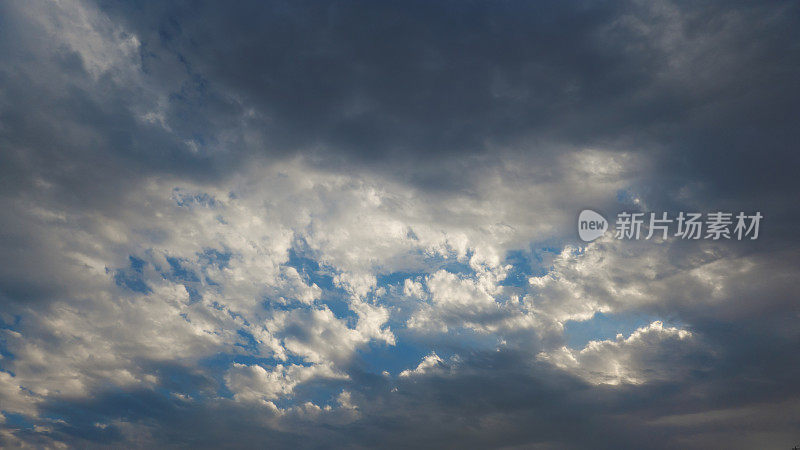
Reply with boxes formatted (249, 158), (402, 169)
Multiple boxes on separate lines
(1, 0), (799, 448)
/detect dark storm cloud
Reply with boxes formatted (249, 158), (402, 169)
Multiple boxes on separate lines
(4, 0), (798, 202)
(95, 0), (800, 194)
(23, 345), (797, 449)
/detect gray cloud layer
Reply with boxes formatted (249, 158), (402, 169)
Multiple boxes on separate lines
(1, 0), (799, 448)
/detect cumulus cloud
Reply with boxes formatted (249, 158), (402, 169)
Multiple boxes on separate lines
(537, 321), (706, 385)
(226, 363), (347, 403)
(398, 352), (453, 378)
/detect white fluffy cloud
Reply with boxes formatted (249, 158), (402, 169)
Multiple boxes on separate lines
(0, 150), (646, 425)
(226, 362), (347, 403)
(537, 321), (705, 385)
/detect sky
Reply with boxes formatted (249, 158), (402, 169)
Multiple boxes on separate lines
(0, 0), (799, 448)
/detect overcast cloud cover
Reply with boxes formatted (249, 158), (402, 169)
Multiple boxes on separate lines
(1, 0), (799, 448)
